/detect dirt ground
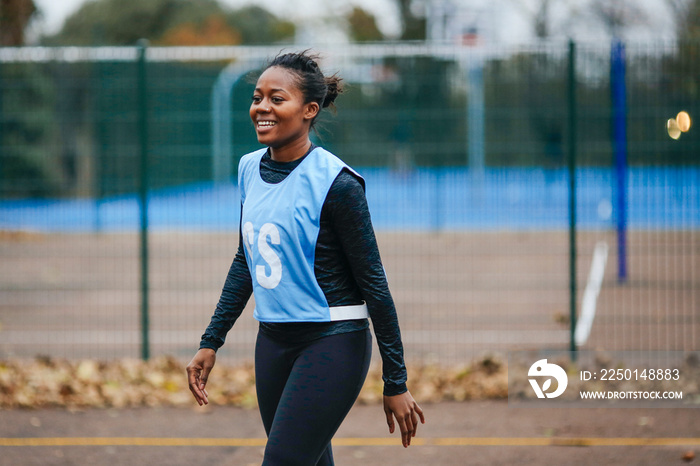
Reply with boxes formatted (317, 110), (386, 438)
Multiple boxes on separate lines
(1, 230), (698, 464)
(2, 230), (698, 362)
(1, 401), (699, 465)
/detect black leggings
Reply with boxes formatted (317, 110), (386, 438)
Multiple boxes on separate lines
(255, 328), (372, 466)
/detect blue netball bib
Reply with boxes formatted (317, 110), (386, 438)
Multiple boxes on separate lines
(238, 147), (369, 322)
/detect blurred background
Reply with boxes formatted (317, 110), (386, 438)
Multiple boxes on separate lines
(0, 0), (698, 369)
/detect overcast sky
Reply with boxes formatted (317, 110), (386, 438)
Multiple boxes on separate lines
(30, 0), (676, 44)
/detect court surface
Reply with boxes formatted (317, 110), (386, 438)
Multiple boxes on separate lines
(1, 229), (698, 465)
(2, 401), (700, 465)
(1, 230), (698, 362)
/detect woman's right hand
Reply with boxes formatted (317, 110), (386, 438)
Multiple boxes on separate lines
(186, 348), (216, 406)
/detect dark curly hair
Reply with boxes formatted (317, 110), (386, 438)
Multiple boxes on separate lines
(264, 50), (344, 128)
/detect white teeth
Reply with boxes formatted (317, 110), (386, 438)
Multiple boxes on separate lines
(258, 121), (276, 127)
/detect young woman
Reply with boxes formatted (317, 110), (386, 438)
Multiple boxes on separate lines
(186, 51), (424, 465)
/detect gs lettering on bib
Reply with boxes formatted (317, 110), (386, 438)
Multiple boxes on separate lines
(238, 147), (369, 323)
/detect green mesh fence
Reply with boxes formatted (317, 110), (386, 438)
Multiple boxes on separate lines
(0, 42), (697, 363)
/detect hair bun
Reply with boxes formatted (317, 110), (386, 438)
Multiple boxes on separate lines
(303, 55), (321, 74)
(322, 75), (343, 109)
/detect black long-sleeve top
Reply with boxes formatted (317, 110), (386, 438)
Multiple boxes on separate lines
(200, 145), (408, 396)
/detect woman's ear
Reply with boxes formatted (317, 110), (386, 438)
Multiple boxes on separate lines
(304, 102), (320, 121)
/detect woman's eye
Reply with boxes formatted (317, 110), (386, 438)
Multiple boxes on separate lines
(272, 97), (284, 103)
(252, 95), (262, 103)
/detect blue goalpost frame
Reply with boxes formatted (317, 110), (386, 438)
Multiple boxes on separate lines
(611, 39), (628, 283)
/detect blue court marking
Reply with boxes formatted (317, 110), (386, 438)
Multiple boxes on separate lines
(1, 167), (697, 233)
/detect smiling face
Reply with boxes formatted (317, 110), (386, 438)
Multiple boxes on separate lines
(250, 66), (320, 161)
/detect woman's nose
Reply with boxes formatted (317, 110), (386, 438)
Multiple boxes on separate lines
(257, 100), (271, 113)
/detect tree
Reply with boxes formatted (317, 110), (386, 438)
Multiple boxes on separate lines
(508, 0), (580, 40)
(225, 6), (294, 45)
(1, 0), (63, 197)
(44, 0), (294, 46)
(587, 0), (649, 38)
(666, 0), (700, 105)
(157, 15), (240, 46)
(510, 0), (666, 42)
(1, 62), (64, 197)
(0, 0), (37, 45)
(667, 0), (700, 40)
(393, 0), (426, 40)
(45, 0), (218, 45)
(347, 7), (384, 42)
(509, 0), (554, 39)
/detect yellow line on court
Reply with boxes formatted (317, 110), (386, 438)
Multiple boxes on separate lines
(2, 437), (700, 447)
(550, 438), (700, 447)
(0, 438), (267, 447)
(433, 438), (551, 446)
(434, 437), (700, 447)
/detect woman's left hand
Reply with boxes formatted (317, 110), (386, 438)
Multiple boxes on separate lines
(383, 390), (425, 447)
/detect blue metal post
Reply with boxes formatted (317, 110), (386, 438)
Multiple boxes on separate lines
(611, 39), (628, 283)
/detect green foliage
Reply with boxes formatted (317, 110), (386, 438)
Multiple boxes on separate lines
(395, 0), (426, 40)
(672, 0), (700, 100)
(347, 7), (385, 42)
(44, 0), (294, 46)
(0, 64), (62, 197)
(44, 0), (217, 45)
(678, 0), (700, 41)
(225, 6), (295, 45)
(0, 0), (61, 197)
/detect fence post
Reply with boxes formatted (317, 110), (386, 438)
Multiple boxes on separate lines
(567, 40), (578, 358)
(137, 40), (150, 360)
(0, 61), (3, 184)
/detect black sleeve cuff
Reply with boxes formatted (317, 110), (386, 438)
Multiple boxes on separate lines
(198, 340), (220, 352)
(383, 382), (408, 397)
